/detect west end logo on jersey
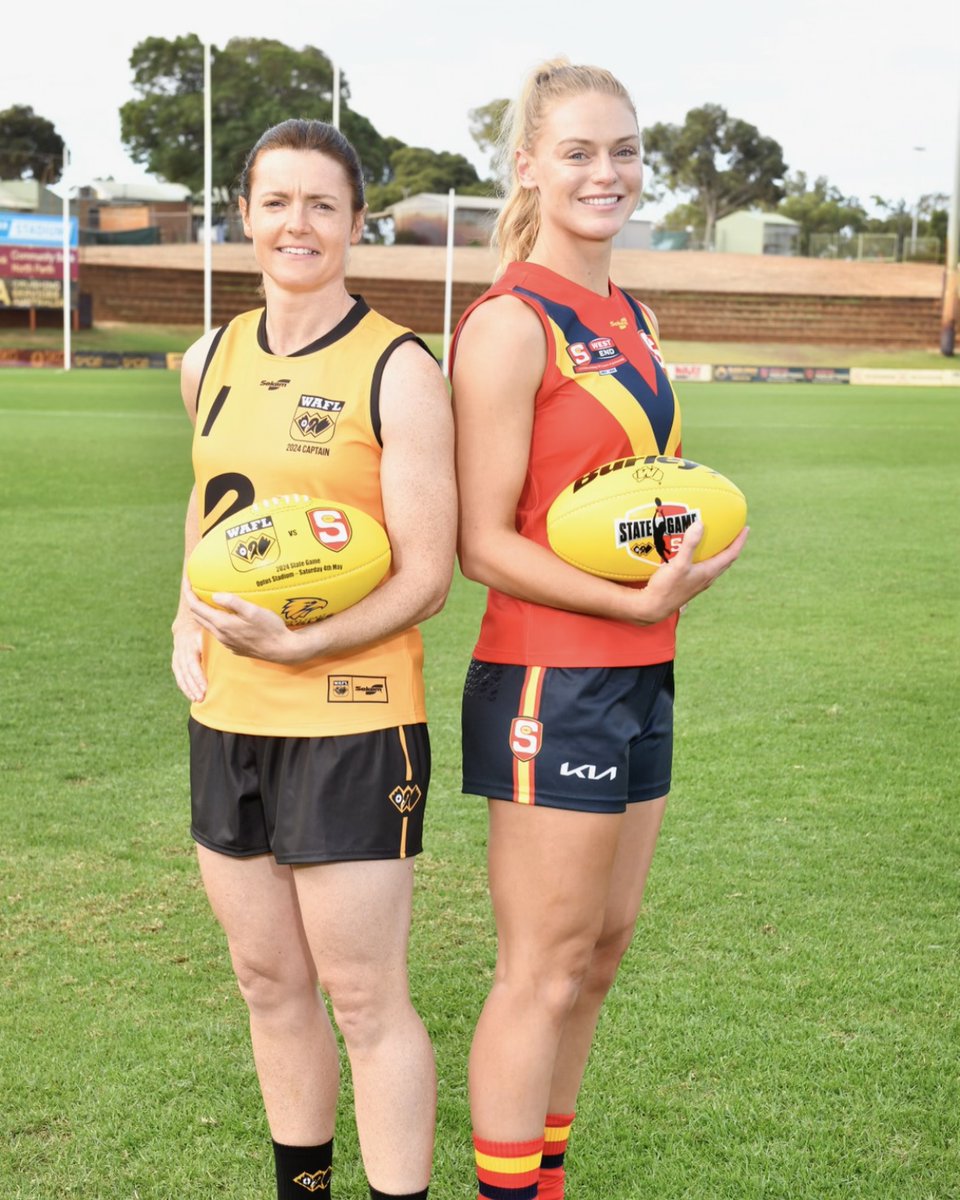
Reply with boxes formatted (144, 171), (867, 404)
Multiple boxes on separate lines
(615, 500), (700, 566)
(389, 783), (423, 814)
(291, 394), (345, 443)
(566, 336), (627, 375)
(510, 717), (543, 762)
(307, 507), (352, 552)
(225, 515), (280, 571)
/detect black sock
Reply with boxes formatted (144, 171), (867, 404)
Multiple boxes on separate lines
(368, 1188), (428, 1200)
(272, 1138), (333, 1198)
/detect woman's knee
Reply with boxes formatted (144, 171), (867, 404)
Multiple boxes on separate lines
(322, 965), (409, 1051)
(498, 938), (597, 1021)
(230, 948), (317, 1017)
(581, 923), (636, 997)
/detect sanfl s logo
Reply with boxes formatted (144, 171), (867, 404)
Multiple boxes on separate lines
(510, 717), (542, 761)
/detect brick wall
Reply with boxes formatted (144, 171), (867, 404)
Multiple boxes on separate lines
(78, 261), (942, 346)
(637, 291), (941, 346)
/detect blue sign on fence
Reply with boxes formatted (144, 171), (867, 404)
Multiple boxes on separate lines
(0, 211), (79, 248)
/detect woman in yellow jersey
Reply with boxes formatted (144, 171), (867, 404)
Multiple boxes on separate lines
(171, 119), (455, 1200)
(450, 61), (748, 1199)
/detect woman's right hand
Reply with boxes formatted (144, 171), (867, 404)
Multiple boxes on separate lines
(632, 520), (749, 626)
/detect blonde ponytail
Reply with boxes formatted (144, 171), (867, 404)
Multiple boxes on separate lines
(492, 57), (636, 272)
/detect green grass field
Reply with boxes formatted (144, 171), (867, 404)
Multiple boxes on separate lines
(1, 368), (958, 1199)
(0, 321), (955, 370)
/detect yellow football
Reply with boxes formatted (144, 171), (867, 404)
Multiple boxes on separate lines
(187, 494), (391, 626)
(546, 455), (747, 581)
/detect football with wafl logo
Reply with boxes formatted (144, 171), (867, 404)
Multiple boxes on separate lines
(546, 456), (747, 582)
(187, 494), (391, 626)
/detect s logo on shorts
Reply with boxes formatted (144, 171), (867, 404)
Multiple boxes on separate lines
(510, 717), (543, 761)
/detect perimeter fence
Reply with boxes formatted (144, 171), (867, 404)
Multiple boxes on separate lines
(807, 232), (941, 263)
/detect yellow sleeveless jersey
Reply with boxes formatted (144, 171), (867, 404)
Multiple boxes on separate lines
(189, 300), (429, 737)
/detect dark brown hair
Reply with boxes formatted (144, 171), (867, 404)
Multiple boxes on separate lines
(238, 118), (365, 212)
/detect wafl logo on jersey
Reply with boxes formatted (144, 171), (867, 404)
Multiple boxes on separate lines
(291, 394), (344, 443)
(616, 498), (700, 567)
(225, 515), (280, 572)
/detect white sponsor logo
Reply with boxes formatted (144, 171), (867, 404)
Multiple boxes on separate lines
(560, 762), (618, 781)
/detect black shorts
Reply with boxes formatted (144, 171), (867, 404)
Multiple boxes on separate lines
(188, 718), (430, 864)
(461, 660), (674, 814)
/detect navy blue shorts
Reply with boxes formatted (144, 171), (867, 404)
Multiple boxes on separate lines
(461, 660), (674, 813)
(189, 718), (430, 864)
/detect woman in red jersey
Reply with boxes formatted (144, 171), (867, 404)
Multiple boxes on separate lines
(451, 60), (748, 1199)
(171, 120), (455, 1200)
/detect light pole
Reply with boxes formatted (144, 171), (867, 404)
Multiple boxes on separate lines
(910, 147), (925, 255)
(942, 99), (960, 356)
(60, 145), (76, 372)
(203, 40), (212, 335)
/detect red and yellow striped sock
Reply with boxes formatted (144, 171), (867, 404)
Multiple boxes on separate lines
(473, 1134), (543, 1199)
(538, 1112), (575, 1199)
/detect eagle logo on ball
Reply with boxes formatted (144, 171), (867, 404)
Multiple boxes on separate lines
(281, 596), (329, 625)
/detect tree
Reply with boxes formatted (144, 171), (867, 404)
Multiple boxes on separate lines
(864, 194), (949, 260)
(120, 35), (206, 192)
(391, 146), (482, 194)
(776, 172), (866, 251)
(658, 201), (706, 242)
(920, 196), (949, 246)
(366, 147), (487, 213)
(0, 105), (65, 184)
(642, 104), (787, 249)
(866, 196), (922, 258)
(468, 98), (509, 170)
(120, 36), (394, 197)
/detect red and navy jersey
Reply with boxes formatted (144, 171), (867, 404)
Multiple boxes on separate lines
(451, 260), (682, 667)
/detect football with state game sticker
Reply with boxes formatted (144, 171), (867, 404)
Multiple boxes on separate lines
(546, 456), (747, 581)
(187, 494), (391, 627)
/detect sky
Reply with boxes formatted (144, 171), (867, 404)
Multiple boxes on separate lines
(4, 0), (958, 223)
